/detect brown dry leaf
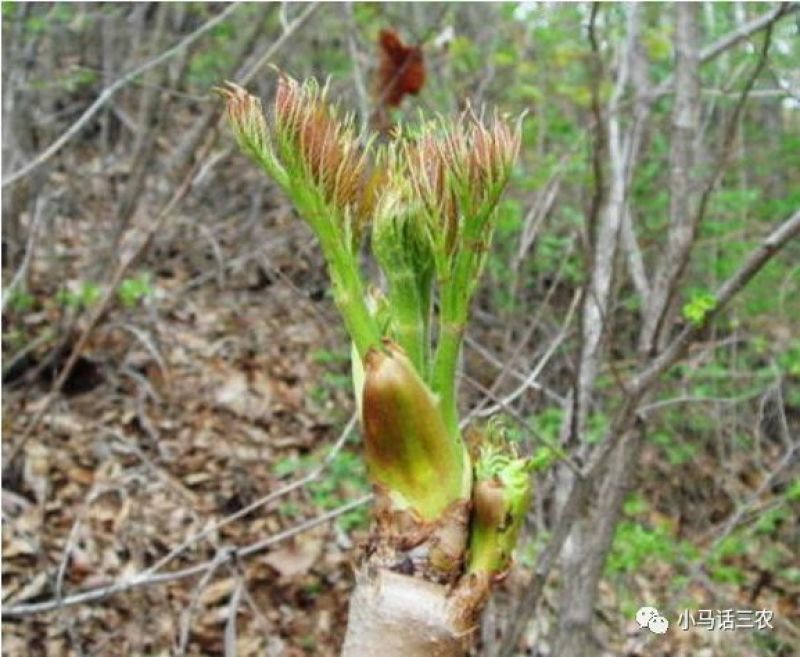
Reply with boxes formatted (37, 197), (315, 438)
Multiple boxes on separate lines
(67, 464), (95, 486)
(200, 577), (237, 607)
(23, 441), (50, 504)
(7, 570), (48, 604)
(263, 534), (323, 579)
(45, 412), (85, 436)
(213, 366), (274, 422)
(2, 534), (39, 559)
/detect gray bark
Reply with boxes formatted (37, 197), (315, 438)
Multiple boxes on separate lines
(342, 568), (467, 657)
(640, 2), (702, 355)
(553, 6), (700, 657)
(553, 7), (645, 656)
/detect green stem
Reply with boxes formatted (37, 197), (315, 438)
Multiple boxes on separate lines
(327, 239), (382, 360)
(387, 271), (426, 375)
(417, 266), (434, 381)
(431, 318), (464, 440)
(432, 237), (475, 440)
(286, 179), (381, 361)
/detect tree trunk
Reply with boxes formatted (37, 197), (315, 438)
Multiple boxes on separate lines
(342, 568), (469, 657)
(553, 428), (642, 657)
(553, 7), (700, 657)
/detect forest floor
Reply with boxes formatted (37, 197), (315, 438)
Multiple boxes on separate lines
(2, 161), (798, 657)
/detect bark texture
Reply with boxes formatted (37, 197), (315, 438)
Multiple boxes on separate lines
(342, 568), (469, 657)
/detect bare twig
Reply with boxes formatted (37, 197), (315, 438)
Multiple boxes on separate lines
(475, 232), (578, 413)
(345, 2), (370, 130)
(237, 2), (320, 86)
(2, 494), (372, 617)
(647, 2), (798, 102)
(178, 550), (230, 655)
(224, 578), (245, 657)
(1, 192), (55, 313)
(500, 207), (800, 656)
(142, 415), (356, 578)
(469, 289), (580, 420)
(464, 334), (567, 406)
(1, 3), (242, 188)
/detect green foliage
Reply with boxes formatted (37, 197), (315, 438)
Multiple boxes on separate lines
(682, 291), (717, 326)
(309, 348), (352, 419)
(778, 341), (800, 377)
(57, 281), (102, 310)
(585, 410), (610, 445)
(642, 26), (672, 62)
(607, 518), (698, 576)
(273, 448), (370, 532)
(648, 431), (698, 466)
(450, 36), (481, 75)
(608, 521), (680, 575)
(753, 507), (789, 535)
(707, 535), (748, 585)
(5, 289), (36, 313)
(118, 273), (153, 308)
(529, 446), (559, 471)
(528, 406), (563, 444)
(608, 493), (699, 577)
(311, 348), (349, 366)
(785, 478), (800, 502)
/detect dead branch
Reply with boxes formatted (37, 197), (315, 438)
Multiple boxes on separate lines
(1, 3), (242, 189)
(2, 494), (372, 617)
(499, 206), (800, 656)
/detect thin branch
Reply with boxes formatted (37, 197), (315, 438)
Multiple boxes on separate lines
(632, 208), (800, 396)
(499, 207), (800, 656)
(224, 579), (245, 657)
(142, 415), (356, 578)
(1, 3), (242, 188)
(1, 193), (55, 313)
(2, 494), (372, 617)
(469, 289), (580, 420)
(177, 551), (230, 655)
(638, 388), (766, 414)
(699, 2), (796, 65)
(481, 231), (577, 413)
(464, 335), (567, 406)
(345, 2), (370, 131)
(648, 2), (798, 101)
(2, 3), (316, 471)
(237, 2), (320, 86)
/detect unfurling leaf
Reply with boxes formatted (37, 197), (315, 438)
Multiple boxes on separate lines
(468, 423), (532, 575)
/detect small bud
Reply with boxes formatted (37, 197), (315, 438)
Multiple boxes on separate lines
(467, 423), (532, 575)
(362, 340), (467, 520)
(399, 113), (521, 267)
(217, 82), (270, 160)
(273, 76), (369, 222)
(468, 116), (519, 187)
